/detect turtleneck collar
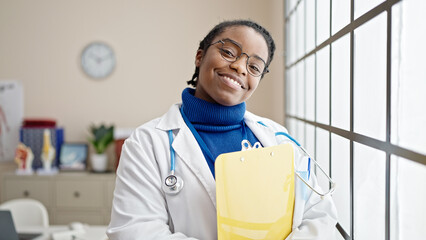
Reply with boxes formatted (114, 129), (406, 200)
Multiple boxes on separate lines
(181, 88), (246, 126)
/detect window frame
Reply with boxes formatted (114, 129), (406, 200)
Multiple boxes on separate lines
(284, 0), (426, 239)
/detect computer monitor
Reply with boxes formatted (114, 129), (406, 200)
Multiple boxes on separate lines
(0, 210), (41, 240)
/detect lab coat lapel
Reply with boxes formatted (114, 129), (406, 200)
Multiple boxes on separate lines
(173, 126), (217, 207)
(160, 105), (217, 208)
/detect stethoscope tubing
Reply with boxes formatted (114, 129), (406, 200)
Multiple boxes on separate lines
(168, 130), (176, 175)
(294, 151), (336, 198)
(275, 131), (336, 198)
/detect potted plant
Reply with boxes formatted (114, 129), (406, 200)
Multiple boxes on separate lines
(88, 124), (114, 172)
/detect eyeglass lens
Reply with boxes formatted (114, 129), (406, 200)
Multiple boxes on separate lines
(219, 40), (266, 77)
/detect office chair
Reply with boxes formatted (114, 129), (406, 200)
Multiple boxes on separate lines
(0, 198), (49, 228)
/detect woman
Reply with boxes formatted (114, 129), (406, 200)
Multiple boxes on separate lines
(107, 20), (338, 240)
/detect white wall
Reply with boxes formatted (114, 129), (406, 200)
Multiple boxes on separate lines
(0, 0), (284, 150)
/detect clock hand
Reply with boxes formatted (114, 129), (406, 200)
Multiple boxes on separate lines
(88, 53), (103, 64)
(91, 54), (104, 64)
(89, 52), (98, 60)
(100, 52), (113, 62)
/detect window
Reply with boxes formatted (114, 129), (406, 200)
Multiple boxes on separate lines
(284, 0), (426, 239)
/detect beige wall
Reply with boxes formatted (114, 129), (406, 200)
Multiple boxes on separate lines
(0, 0), (284, 148)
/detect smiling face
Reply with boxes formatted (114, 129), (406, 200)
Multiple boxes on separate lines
(194, 26), (269, 106)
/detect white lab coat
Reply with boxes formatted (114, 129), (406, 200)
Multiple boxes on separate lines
(107, 103), (338, 240)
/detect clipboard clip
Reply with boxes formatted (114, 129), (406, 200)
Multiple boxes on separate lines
(241, 140), (262, 151)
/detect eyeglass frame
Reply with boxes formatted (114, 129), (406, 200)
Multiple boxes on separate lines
(206, 38), (270, 77)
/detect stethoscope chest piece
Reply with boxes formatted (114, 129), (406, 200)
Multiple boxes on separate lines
(163, 174), (184, 195)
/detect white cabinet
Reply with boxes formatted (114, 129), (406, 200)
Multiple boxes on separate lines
(55, 180), (104, 208)
(2, 178), (51, 206)
(1, 172), (115, 225)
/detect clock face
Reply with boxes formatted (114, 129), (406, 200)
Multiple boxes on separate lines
(81, 42), (116, 79)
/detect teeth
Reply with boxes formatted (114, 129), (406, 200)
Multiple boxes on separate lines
(223, 76), (242, 87)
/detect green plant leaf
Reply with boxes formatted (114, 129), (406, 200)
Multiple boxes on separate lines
(88, 124), (114, 154)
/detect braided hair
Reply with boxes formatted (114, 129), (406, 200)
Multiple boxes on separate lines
(187, 19), (276, 87)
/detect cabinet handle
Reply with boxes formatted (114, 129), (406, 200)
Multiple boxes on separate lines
(74, 191), (80, 198)
(23, 190), (30, 197)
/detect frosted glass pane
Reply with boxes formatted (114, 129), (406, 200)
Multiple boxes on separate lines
(354, 13), (387, 141)
(331, 134), (350, 234)
(354, 143), (386, 240)
(306, 0), (316, 52)
(331, 34), (350, 130)
(285, 19), (292, 65)
(296, 62), (305, 118)
(296, 120), (306, 147)
(391, 1), (426, 155)
(306, 54), (315, 121)
(332, 0), (350, 35)
(335, 231), (346, 240)
(285, 0), (298, 17)
(296, 0), (305, 60)
(286, 67), (296, 116)
(316, 45), (330, 125)
(390, 156), (426, 240)
(286, 118), (297, 137)
(287, 14), (297, 65)
(317, 0), (330, 44)
(354, 0), (384, 19)
(316, 127), (330, 190)
(305, 124), (315, 158)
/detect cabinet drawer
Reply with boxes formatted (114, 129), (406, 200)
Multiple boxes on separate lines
(54, 210), (105, 225)
(55, 180), (103, 208)
(3, 179), (51, 206)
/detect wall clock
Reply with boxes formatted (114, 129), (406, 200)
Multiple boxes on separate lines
(81, 42), (116, 79)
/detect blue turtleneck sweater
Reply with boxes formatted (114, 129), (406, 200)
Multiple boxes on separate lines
(181, 88), (260, 178)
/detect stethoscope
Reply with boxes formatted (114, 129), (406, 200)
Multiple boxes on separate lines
(162, 130), (184, 195)
(163, 113), (336, 199)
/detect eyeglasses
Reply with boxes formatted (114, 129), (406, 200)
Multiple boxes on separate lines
(207, 39), (269, 77)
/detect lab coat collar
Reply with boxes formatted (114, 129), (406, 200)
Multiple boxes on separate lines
(156, 103), (184, 131)
(244, 112), (279, 147)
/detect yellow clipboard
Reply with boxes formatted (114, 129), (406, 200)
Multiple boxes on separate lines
(215, 143), (295, 240)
